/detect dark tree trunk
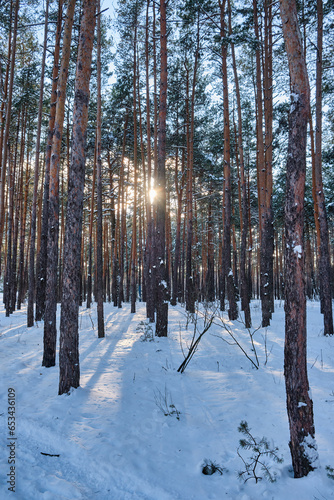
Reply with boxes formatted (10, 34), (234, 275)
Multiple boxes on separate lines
(229, 0), (251, 327)
(36, 1), (63, 322)
(131, 23), (138, 314)
(155, 0), (168, 337)
(59, 0), (96, 395)
(280, 0), (318, 477)
(220, 0), (238, 321)
(313, 0), (333, 335)
(0, 0), (19, 265)
(96, 1), (105, 338)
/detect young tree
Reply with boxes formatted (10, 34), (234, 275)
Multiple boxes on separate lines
(279, 0), (318, 477)
(59, 0), (97, 395)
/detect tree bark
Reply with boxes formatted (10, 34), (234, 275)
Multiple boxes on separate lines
(27, 0), (49, 327)
(279, 0), (318, 477)
(220, 0), (238, 321)
(131, 22), (138, 314)
(229, 0), (251, 327)
(59, 0), (97, 395)
(0, 0), (19, 268)
(36, 0), (63, 322)
(155, 0), (168, 336)
(313, 0), (333, 335)
(43, 0), (76, 368)
(96, 0), (105, 337)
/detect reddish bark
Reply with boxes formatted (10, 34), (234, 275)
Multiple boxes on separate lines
(279, 0), (318, 477)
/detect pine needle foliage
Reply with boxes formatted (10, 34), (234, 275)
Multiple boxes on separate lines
(237, 421), (283, 483)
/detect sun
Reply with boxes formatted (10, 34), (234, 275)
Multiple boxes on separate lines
(149, 188), (156, 204)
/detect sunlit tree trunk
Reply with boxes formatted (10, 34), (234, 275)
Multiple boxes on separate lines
(279, 0), (318, 477)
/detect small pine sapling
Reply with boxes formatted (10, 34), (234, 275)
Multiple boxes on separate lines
(137, 320), (154, 342)
(237, 421), (283, 483)
(326, 466), (334, 480)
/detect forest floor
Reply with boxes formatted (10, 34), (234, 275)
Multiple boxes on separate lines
(0, 296), (334, 500)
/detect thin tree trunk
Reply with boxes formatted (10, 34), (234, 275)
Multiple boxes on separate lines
(155, 0), (168, 337)
(87, 143), (97, 308)
(0, 0), (19, 266)
(220, 0), (238, 321)
(131, 22), (138, 314)
(144, 0), (155, 321)
(27, 0), (49, 327)
(96, 0), (105, 337)
(313, 0), (333, 335)
(229, 0), (251, 327)
(36, 0), (63, 322)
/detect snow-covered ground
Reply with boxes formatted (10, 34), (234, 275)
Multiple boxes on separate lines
(1, 297), (333, 499)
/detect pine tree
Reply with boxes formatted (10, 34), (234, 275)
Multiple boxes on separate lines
(59, 0), (97, 395)
(279, 0), (318, 478)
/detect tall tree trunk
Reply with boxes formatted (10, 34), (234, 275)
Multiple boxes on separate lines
(263, 0), (274, 319)
(279, 0), (318, 477)
(36, 0), (63, 322)
(17, 135), (30, 309)
(87, 143), (97, 308)
(144, 0), (155, 321)
(220, 0), (238, 321)
(27, 0), (49, 327)
(4, 146), (14, 316)
(43, 0), (76, 368)
(59, 0), (97, 395)
(229, 0), (251, 327)
(131, 23), (138, 314)
(253, 0), (273, 327)
(117, 116), (129, 308)
(96, 0), (105, 337)
(313, 0), (333, 335)
(0, 0), (19, 266)
(155, 0), (168, 336)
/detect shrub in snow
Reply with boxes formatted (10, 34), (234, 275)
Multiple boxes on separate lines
(201, 459), (225, 476)
(154, 385), (180, 420)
